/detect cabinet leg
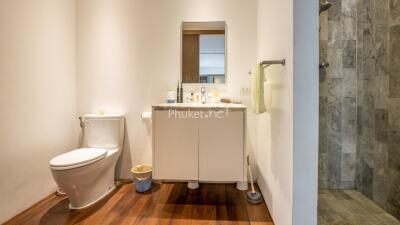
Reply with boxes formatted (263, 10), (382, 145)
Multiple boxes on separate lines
(187, 181), (199, 189)
(236, 181), (248, 191)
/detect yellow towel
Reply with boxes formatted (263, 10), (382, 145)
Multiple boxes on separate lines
(251, 63), (266, 114)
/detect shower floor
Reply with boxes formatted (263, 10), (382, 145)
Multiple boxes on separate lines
(318, 189), (400, 225)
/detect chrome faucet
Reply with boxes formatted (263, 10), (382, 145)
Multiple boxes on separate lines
(201, 87), (206, 104)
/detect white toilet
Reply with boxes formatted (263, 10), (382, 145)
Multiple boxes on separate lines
(49, 114), (124, 209)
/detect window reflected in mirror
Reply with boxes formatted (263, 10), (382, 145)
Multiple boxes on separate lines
(182, 22), (226, 84)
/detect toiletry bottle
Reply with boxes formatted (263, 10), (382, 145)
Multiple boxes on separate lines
(201, 87), (206, 104)
(176, 80), (180, 103)
(190, 92), (194, 102)
(167, 90), (175, 103)
(179, 81), (183, 103)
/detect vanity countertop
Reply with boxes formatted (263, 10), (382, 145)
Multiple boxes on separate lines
(153, 102), (247, 110)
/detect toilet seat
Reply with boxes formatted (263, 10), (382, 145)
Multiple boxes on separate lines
(50, 148), (108, 170)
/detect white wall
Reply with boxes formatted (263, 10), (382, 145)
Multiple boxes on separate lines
(256, 1), (293, 225)
(256, 0), (318, 225)
(0, 0), (78, 223)
(76, 0), (258, 179)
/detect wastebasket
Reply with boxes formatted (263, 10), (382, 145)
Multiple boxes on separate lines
(131, 164), (152, 193)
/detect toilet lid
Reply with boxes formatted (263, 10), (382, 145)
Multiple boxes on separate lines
(50, 148), (107, 168)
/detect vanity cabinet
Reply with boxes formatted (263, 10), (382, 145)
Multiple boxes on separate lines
(152, 104), (246, 183)
(198, 111), (244, 181)
(152, 110), (198, 180)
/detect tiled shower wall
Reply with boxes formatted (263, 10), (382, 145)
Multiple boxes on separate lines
(356, 0), (400, 219)
(319, 0), (400, 219)
(319, 0), (358, 189)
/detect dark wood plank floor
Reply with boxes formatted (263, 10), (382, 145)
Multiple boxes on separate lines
(4, 182), (274, 225)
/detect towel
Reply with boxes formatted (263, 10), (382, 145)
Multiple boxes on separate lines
(251, 63), (266, 114)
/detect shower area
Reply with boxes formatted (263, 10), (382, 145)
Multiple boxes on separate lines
(318, 0), (400, 224)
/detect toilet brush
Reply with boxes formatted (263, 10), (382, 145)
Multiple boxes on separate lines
(246, 155), (263, 204)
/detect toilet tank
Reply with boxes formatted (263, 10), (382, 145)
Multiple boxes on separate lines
(83, 114), (125, 149)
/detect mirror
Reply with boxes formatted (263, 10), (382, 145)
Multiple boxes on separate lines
(181, 21), (226, 84)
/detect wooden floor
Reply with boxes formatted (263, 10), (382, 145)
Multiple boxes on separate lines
(318, 189), (400, 225)
(4, 182), (274, 225)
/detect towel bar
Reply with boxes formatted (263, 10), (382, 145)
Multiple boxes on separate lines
(248, 59), (285, 75)
(261, 59), (285, 67)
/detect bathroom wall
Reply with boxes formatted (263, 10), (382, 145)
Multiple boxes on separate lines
(356, 0), (400, 219)
(0, 0), (78, 223)
(256, 1), (293, 224)
(76, 0), (258, 179)
(257, 1), (318, 225)
(318, 0), (400, 219)
(318, 0), (358, 189)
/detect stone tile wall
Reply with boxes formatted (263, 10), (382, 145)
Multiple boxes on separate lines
(356, 0), (400, 219)
(319, 0), (358, 189)
(319, 0), (400, 220)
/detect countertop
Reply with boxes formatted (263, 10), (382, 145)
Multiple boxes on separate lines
(152, 102), (247, 110)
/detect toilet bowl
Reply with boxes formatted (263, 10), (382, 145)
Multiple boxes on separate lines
(49, 114), (124, 209)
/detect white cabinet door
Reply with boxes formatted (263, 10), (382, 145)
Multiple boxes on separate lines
(153, 110), (198, 180)
(198, 111), (244, 181)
